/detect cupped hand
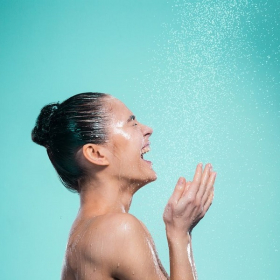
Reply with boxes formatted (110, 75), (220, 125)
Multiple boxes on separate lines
(163, 163), (216, 239)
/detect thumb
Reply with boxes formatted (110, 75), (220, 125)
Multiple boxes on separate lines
(170, 177), (186, 204)
(182, 181), (191, 196)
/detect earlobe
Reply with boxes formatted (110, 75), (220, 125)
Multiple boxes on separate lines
(82, 144), (109, 166)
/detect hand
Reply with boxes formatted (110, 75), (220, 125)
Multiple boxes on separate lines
(163, 163), (216, 239)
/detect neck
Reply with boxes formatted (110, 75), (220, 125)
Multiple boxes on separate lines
(78, 177), (139, 217)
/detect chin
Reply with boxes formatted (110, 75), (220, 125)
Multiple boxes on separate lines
(128, 162), (157, 189)
(141, 169), (158, 186)
(149, 170), (158, 182)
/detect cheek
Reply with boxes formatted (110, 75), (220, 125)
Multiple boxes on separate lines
(110, 128), (142, 160)
(114, 128), (131, 140)
(111, 135), (133, 160)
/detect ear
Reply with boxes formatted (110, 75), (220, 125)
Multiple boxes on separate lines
(82, 144), (109, 166)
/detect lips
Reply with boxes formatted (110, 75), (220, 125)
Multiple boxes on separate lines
(141, 143), (150, 159)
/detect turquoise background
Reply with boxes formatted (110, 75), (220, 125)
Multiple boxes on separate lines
(1, 0), (279, 279)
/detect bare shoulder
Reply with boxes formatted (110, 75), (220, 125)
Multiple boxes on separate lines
(81, 212), (146, 242)
(92, 212), (143, 231)
(64, 213), (167, 280)
(80, 213), (149, 255)
(95, 212), (146, 236)
(66, 213), (148, 266)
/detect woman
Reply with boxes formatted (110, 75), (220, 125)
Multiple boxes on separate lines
(32, 92), (216, 280)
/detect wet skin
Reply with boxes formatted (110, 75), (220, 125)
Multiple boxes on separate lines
(61, 97), (216, 280)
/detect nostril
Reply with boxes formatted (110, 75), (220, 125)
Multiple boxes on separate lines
(143, 125), (153, 136)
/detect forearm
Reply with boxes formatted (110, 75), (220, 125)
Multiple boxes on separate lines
(189, 234), (197, 279)
(167, 233), (197, 280)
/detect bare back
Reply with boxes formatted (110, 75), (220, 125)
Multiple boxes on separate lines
(61, 213), (168, 280)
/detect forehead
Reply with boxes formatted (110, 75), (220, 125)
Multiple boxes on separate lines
(105, 96), (132, 120)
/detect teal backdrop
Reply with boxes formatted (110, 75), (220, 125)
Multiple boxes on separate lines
(1, 0), (279, 279)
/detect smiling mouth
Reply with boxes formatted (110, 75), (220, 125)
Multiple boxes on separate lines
(141, 145), (150, 159)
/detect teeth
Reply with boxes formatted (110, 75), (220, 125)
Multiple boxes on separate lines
(141, 146), (150, 156)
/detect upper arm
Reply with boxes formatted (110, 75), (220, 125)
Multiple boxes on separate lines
(85, 214), (168, 280)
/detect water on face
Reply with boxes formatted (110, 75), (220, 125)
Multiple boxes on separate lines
(114, 121), (131, 140)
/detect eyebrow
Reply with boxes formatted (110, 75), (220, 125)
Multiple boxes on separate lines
(127, 115), (136, 122)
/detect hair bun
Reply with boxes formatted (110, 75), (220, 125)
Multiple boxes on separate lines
(32, 103), (59, 147)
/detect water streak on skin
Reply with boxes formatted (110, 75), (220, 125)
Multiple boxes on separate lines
(187, 242), (197, 280)
(113, 121), (131, 140)
(147, 240), (165, 280)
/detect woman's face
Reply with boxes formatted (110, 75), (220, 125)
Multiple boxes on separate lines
(104, 97), (157, 187)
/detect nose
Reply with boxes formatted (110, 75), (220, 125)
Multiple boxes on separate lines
(142, 123), (153, 137)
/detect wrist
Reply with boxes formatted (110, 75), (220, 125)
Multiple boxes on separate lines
(166, 230), (191, 246)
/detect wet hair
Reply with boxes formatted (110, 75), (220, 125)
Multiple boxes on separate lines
(32, 92), (109, 193)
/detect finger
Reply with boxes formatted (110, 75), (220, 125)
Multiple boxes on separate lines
(174, 181), (192, 213)
(201, 172), (217, 206)
(188, 163), (203, 196)
(209, 166), (215, 177)
(182, 181), (191, 196)
(196, 163), (211, 199)
(170, 177), (186, 204)
(203, 188), (214, 214)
